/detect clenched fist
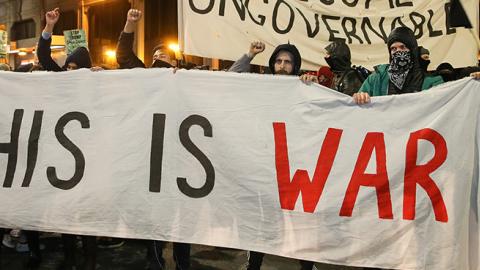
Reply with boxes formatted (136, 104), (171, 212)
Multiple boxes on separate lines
(127, 9), (142, 23)
(248, 41), (265, 58)
(45, 8), (60, 26)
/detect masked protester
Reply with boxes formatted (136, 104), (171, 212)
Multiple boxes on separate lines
(116, 9), (176, 69)
(229, 41), (316, 270)
(434, 61), (480, 82)
(418, 46), (431, 73)
(38, 9), (94, 72)
(323, 40), (365, 96)
(36, 8), (99, 270)
(115, 9), (191, 270)
(354, 27), (444, 104)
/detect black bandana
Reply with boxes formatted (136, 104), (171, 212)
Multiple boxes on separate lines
(388, 51), (413, 90)
(151, 60), (173, 68)
(419, 58), (431, 72)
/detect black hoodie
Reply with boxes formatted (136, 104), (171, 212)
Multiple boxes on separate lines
(63, 47), (92, 69)
(268, 43), (302, 75)
(386, 27), (424, 94)
(38, 35), (92, 72)
(324, 40), (351, 72)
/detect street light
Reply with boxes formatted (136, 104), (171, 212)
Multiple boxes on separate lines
(105, 50), (116, 59)
(168, 43), (182, 60)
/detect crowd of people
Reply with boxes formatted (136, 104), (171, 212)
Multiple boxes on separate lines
(1, 6), (480, 270)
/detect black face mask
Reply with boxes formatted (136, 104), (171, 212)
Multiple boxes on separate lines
(151, 60), (173, 68)
(325, 56), (349, 72)
(439, 70), (455, 82)
(419, 58), (431, 72)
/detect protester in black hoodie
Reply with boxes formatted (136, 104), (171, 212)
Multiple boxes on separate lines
(116, 9), (175, 69)
(355, 27), (444, 104)
(37, 9), (93, 72)
(115, 9), (191, 270)
(417, 46), (431, 73)
(229, 41), (316, 270)
(36, 8), (98, 270)
(229, 41), (302, 77)
(323, 40), (364, 96)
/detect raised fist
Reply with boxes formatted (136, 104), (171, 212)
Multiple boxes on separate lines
(45, 8), (60, 26)
(127, 9), (142, 23)
(248, 41), (265, 57)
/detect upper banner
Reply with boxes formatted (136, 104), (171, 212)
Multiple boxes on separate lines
(179, 0), (480, 70)
(0, 69), (479, 269)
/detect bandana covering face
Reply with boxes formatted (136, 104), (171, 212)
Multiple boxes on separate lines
(388, 51), (413, 90)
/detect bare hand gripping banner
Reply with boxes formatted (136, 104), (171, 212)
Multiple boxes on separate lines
(0, 69), (479, 269)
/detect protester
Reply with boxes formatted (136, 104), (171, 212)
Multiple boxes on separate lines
(418, 46), (431, 72)
(306, 66), (334, 88)
(434, 61), (480, 82)
(114, 8), (192, 270)
(36, 8), (98, 270)
(116, 9), (176, 69)
(322, 40), (366, 95)
(354, 27), (444, 104)
(229, 40), (317, 270)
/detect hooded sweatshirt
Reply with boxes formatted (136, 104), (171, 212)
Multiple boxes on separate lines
(38, 34), (92, 72)
(386, 27), (424, 94)
(324, 40), (364, 96)
(359, 27), (443, 96)
(324, 40), (351, 72)
(268, 43), (302, 75)
(63, 47), (92, 69)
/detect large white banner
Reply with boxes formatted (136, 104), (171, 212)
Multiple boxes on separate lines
(0, 69), (479, 269)
(179, 0), (480, 70)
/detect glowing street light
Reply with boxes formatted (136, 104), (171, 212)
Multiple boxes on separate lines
(168, 43), (182, 60)
(105, 50), (116, 59)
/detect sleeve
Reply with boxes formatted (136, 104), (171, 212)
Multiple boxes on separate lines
(423, 75), (444, 90)
(341, 70), (364, 96)
(115, 32), (146, 69)
(358, 73), (375, 96)
(228, 54), (254, 73)
(37, 34), (63, 72)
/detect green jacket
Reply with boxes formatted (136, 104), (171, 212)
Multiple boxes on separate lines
(359, 64), (444, 96)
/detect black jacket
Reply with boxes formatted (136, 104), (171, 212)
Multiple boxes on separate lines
(115, 32), (146, 69)
(37, 36), (92, 72)
(324, 41), (363, 96)
(386, 27), (424, 93)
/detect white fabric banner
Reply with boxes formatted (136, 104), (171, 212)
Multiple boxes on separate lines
(0, 69), (479, 270)
(179, 0), (480, 70)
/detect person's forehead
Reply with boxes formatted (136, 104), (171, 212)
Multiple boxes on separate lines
(390, 41), (406, 48)
(276, 50), (293, 59)
(154, 49), (167, 55)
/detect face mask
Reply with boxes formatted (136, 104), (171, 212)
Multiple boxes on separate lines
(388, 51), (413, 89)
(325, 56), (348, 72)
(419, 58), (431, 72)
(151, 60), (172, 68)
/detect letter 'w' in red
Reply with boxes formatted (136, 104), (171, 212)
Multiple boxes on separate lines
(273, 123), (343, 213)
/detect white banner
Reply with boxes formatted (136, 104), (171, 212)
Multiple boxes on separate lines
(0, 69), (479, 270)
(180, 0), (480, 70)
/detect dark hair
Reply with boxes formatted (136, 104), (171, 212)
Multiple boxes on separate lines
(152, 44), (175, 59)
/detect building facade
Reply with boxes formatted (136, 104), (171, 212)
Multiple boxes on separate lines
(0, 0), (195, 69)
